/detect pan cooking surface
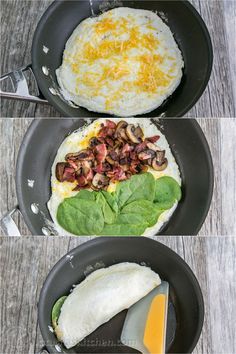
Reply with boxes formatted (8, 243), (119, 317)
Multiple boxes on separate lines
(31, 0), (213, 117)
(38, 237), (204, 353)
(16, 118), (213, 236)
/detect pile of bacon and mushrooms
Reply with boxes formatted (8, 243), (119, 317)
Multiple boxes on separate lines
(56, 120), (168, 190)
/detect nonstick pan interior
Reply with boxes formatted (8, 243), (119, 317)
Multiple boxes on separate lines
(32, 0), (213, 117)
(16, 118), (213, 236)
(38, 237), (204, 353)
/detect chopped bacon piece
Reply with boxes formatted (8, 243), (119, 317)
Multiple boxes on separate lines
(130, 151), (137, 160)
(56, 121), (168, 190)
(94, 144), (107, 163)
(93, 163), (104, 174)
(67, 160), (79, 170)
(105, 120), (117, 129)
(105, 137), (114, 147)
(147, 135), (160, 143)
(135, 141), (148, 153)
(98, 126), (115, 138)
(121, 143), (133, 154)
(109, 150), (119, 161)
(107, 165), (127, 181)
(63, 167), (76, 183)
(138, 149), (156, 161)
(97, 127), (108, 138)
(77, 175), (88, 187)
(97, 136), (106, 144)
(82, 162), (94, 181)
(94, 162), (111, 173)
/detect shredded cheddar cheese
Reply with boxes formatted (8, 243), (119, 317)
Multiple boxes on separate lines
(57, 7), (183, 115)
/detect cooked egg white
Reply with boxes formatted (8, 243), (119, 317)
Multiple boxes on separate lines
(56, 262), (161, 349)
(56, 7), (184, 116)
(47, 118), (181, 236)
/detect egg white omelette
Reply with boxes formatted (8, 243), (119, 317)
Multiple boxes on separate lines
(56, 7), (184, 116)
(55, 262), (161, 349)
(47, 118), (181, 236)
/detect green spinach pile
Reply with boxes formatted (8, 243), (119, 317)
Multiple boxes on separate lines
(57, 173), (181, 236)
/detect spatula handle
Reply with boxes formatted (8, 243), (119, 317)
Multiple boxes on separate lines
(0, 64), (48, 103)
(0, 206), (21, 236)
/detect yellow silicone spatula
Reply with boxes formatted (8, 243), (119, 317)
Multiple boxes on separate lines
(121, 281), (169, 354)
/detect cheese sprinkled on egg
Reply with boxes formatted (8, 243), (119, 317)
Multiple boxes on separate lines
(48, 118), (181, 236)
(56, 8), (184, 116)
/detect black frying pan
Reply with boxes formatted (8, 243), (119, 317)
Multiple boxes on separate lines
(38, 237), (204, 353)
(0, 0), (213, 117)
(7, 118), (213, 236)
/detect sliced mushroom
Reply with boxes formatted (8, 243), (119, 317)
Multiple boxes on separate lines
(138, 149), (156, 160)
(115, 120), (128, 136)
(156, 150), (166, 164)
(89, 137), (100, 147)
(152, 157), (168, 171)
(113, 139), (122, 149)
(65, 149), (94, 161)
(126, 124), (143, 143)
(114, 120), (128, 142)
(92, 173), (109, 189)
(134, 126), (144, 141)
(55, 162), (67, 182)
(106, 155), (116, 165)
(118, 129), (129, 142)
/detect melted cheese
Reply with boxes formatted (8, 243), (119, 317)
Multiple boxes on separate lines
(56, 8), (184, 116)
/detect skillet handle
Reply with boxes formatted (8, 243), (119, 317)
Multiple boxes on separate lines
(0, 64), (48, 104)
(36, 346), (49, 354)
(0, 206), (21, 236)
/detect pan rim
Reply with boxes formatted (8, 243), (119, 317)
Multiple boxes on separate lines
(38, 236), (205, 354)
(15, 118), (214, 236)
(31, 0), (213, 118)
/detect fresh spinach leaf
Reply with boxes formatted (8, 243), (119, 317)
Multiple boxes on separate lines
(57, 197), (104, 235)
(154, 176), (181, 205)
(121, 200), (163, 227)
(98, 220), (149, 236)
(56, 174), (181, 236)
(75, 189), (97, 201)
(96, 192), (116, 225)
(51, 296), (67, 329)
(101, 190), (119, 214)
(115, 173), (156, 208)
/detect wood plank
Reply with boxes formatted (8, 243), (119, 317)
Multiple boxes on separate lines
(0, 0), (235, 117)
(0, 236), (235, 353)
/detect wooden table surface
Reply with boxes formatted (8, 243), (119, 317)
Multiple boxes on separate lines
(0, 0), (235, 118)
(0, 117), (235, 236)
(0, 236), (235, 354)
